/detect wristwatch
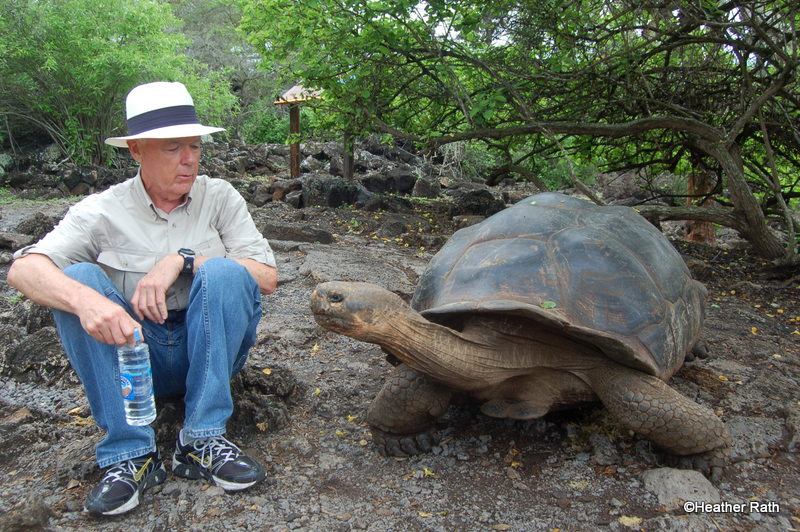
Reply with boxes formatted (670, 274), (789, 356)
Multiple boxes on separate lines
(178, 248), (195, 275)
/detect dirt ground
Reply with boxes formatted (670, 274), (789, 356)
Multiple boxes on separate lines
(0, 196), (799, 532)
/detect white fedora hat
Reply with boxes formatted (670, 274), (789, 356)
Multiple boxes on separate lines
(105, 81), (225, 147)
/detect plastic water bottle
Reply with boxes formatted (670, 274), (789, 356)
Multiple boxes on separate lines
(117, 329), (156, 425)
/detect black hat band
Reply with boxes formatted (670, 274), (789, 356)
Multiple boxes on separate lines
(126, 105), (199, 135)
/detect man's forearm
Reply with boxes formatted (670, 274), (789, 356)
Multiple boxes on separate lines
(7, 253), (98, 313)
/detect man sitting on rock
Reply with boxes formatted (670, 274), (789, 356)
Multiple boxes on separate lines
(8, 81), (277, 517)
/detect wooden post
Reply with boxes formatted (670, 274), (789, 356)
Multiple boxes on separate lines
(289, 103), (301, 179)
(274, 84), (323, 179)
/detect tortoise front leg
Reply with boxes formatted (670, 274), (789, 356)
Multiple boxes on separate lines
(366, 364), (452, 457)
(586, 365), (730, 481)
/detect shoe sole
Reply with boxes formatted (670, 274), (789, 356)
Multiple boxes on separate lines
(85, 464), (167, 517)
(171, 454), (264, 491)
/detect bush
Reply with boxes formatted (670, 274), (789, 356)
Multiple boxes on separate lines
(240, 105), (291, 144)
(0, 0), (236, 165)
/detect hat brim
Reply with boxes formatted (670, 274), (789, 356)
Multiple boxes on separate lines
(105, 124), (225, 147)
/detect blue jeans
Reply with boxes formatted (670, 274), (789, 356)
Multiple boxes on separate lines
(52, 258), (262, 468)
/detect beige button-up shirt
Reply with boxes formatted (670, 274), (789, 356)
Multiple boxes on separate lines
(14, 172), (275, 310)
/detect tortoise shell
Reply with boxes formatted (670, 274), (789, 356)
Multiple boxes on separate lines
(411, 192), (706, 378)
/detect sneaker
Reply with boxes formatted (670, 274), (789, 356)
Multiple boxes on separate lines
(84, 450), (166, 517)
(172, 434), (265, 491)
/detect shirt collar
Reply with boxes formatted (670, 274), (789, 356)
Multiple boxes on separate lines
(132, 169), (195, 218)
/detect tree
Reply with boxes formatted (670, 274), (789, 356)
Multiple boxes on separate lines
(0, 0), (237, 165)
(241, 0), (799, 263)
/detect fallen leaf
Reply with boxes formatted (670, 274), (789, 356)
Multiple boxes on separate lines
(347, 414), (357, 423)
(418, 512), (432, 517)
(751, 327), (758, 334)
(261, 368), (272, 375)
(492, 525), (512, 531)
(540, 301), (557, 309)
(312, 388), (322, 396)
(256, 422), (267, 432)
(423, 467), (436, 477)
(618, 515), (643, 527)
(718, 375), (729, 382)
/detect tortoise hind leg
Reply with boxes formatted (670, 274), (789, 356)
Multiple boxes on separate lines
(366, 364), (452, 457)
(586, 365), (730, 481)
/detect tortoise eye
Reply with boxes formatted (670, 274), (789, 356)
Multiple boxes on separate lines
(328, 293), (344, 303)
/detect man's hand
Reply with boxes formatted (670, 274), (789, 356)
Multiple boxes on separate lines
(131, 254), (183, 323)
(77, 295), (141, 346)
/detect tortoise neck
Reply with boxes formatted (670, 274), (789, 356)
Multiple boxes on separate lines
(378, 310), (527, 390)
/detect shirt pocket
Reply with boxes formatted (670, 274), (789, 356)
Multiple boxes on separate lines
(97, 249), (159, 300)
(194, 235), (226, 258)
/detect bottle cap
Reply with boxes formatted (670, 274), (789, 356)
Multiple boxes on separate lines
(134, 329), (142, 343)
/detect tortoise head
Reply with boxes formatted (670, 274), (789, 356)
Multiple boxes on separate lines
(310, 281), (412, 343)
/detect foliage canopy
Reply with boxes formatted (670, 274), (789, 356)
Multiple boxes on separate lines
(0, 0), (237, 165)
(241, 0), (799, 261)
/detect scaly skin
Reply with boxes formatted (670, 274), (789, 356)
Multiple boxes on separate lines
(366, 364), (451, 456)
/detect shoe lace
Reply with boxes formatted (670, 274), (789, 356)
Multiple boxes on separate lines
(190, 437), (240, 472)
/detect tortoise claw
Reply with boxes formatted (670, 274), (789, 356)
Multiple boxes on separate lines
(372, 427), (440, 457)
(665, 445), (729, 482)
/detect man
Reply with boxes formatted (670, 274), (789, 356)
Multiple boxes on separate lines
(8, 81), (277, 516)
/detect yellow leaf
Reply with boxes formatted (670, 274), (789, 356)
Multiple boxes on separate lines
(402, 471), (416, 480)
(751, 327), (758, 334)
(335, 430), (347, 437)
(312, 388), (322, 396)
(423, 467), (436, 477)
(67, 406), (85, 416)
(359, 439), (368, 446)
(257, 422), (267, 432)
(261, 368), (272, 375)
(492, 525), (512, 531)
(347, 414), (357, 423)
(511, 461), (522, 468)
(718, 375), (729, 382)
(418, 512), (432, 517)
(618, 515), (643, 527)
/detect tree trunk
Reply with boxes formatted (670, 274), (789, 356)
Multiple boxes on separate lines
(684, 153), (717, 245)
(698, 141), (785, 260)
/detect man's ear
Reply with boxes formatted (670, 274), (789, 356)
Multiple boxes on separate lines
(127, 139), (143, 163)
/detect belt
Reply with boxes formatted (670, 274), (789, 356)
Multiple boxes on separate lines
(165, 309), (186, 323)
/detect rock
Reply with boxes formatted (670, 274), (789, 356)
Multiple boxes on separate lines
(412, 178), (441, 198)
(360, 166), (417, 195)
(1, 326), (73, 384)
(641, 468), (720, 511)
(0, 231), (35, 251)
(376, 214), (430, 239)
(301, 176), (373, 209)
(725, 416), (786, 460)
(258, 220), (335, 244)
(445, 183), (505, 216)
(272, 179), (304, 202)
(250, 183), (273, 207)
(14, 212), (62, 240)
(0, 493), (53, 532)
(589, 433), (620, 466)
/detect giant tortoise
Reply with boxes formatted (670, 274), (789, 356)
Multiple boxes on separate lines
(311, 192), (729, 476)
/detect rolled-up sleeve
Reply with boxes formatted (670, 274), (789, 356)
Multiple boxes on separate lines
(13, 203), (99, 268)
(213, 181), (276, 268)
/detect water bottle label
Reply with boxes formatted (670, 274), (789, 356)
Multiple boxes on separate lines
(120, 374), (135, 400)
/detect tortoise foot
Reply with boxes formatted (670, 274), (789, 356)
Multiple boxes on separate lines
(371, 426), (441, 457)
(665, 445), (730, 483)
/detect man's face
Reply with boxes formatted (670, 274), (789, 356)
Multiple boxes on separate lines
(127, 137), (202, 203)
